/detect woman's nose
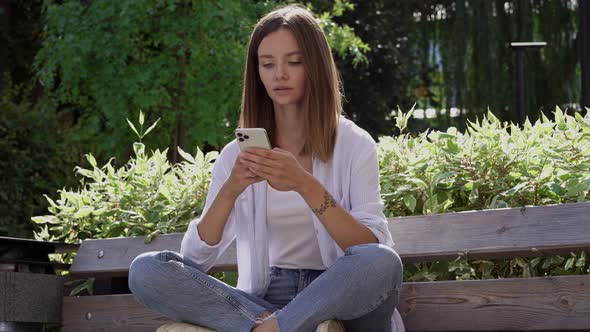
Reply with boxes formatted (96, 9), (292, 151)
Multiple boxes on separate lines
(274, 63), (288, 80)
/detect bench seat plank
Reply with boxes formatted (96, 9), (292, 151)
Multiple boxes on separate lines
(62, 294), (173, 332)
(61, 274), (590, 332)
(399, 274), (590, 331)
(70, 202), (590, 277)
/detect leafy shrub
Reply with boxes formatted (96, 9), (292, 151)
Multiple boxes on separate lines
(33, 108), (590, 291)
(33, 113), (218, 295)
(32, 113), (216, 245)
(379, 106), (590, 215)
(380, 106), (590, 281)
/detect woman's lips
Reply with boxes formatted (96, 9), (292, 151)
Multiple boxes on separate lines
(274, 87), (292, 96)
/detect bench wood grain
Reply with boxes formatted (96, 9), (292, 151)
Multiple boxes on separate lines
(62, 202), (590, 331)
(61, 274), (590, 331)
(70, 202), (590, 277)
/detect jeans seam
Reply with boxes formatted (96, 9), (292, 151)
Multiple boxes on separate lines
(165, 255), (259, 322)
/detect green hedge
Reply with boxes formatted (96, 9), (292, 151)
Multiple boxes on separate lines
(380, 106), (589, 281)
(33, 108), (590, 292)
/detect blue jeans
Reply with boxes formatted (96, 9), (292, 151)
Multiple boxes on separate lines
(128, 243), (402, 332)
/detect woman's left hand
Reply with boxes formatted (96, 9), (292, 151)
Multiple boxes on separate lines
(239, 147), (311, 192)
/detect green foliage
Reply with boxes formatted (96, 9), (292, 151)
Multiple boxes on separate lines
(326, 0), (417, 139)
(32, 114), (218, 245)
(34, 0), (256, 160)
(381, 107), (590, 281)
(64, 277), (95, 296)
(379, 107), (590, 216)
(405, 250), (589, 282)
(126, 109), (160, 142)
(35, 107), (590, 291)
(322, 1), (582, 137)
(0, 75), (77, 238)
(411, 1), (580, 130)
(308, 0), (369, 67)
(33, 0), (369, 166)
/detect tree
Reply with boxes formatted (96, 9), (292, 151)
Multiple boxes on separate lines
(34, 0), (368, 166)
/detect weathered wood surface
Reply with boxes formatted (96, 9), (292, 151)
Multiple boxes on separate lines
(391, 201), (590, 263)
(62, 294), (173, 332)
(0, 272), (63, 322)
(61, 274), (590, 331)
(70, 202), (590, 277)
(399, 274), (590, 331)
(71, 234), (238, 277)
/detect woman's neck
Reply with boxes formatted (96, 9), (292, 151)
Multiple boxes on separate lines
(273, 103), (306, 156)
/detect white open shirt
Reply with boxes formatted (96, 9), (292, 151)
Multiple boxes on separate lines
(181, 116), (405, 332)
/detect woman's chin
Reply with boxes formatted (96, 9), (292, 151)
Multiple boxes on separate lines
(271, 98), (303, 108)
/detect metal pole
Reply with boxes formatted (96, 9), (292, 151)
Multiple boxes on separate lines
(581, 0), (590, 109)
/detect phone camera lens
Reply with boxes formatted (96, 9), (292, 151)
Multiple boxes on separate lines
(244, 135), (249, 139)
(238, 138), (244, 142)
(236, 132), (242, 137)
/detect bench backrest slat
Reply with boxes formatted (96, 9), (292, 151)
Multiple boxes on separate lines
(70, 202), (590, 277)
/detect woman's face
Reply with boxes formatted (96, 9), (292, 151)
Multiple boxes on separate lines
(257, 28), (305, 108)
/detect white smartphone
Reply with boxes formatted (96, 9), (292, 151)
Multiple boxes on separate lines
(234, 128), (272, 151)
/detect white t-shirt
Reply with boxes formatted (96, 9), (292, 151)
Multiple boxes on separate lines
(266, 185), (325, 270)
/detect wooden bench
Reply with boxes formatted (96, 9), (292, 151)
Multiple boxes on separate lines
(61, 202), (590, 331)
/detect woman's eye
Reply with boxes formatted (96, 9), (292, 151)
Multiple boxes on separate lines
(288, 61), (302, 65)
(262, 63), (274, 68)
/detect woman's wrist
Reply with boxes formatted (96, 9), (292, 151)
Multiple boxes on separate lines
(296, 172), (319, 196)
(220, 181), (241, 200)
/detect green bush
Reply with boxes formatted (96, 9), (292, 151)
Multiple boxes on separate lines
(380, 106), (590, 281)
(379, 106), (590, 216)
(33, 107), (590, 291)
(32, 113), (216, 244)
(33, 113), (218, 293)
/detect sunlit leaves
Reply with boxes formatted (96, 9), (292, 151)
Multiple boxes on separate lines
(383, 107), (590, 281)
(33, 117), (217, 245)
(379, 106), (590, 217)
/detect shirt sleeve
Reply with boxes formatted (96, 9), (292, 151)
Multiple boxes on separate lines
(180, 144), (238, 272)
(348, 137), (395, 248)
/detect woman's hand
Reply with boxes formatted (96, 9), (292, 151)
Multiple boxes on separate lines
(224, 154), (265, 197)
(239, 147), (311, 193)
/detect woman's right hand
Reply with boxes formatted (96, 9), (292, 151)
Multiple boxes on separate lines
(223, 152), (265, 197)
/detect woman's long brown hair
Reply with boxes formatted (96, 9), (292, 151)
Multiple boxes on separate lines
(238, 5), (342, 162)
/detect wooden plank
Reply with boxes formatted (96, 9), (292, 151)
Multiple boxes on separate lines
(399, 274), (590, 331)
(61, 294), (173, 332)
(61, 274), (590, 331)
(0, 272), (63, 323)
(71, 234), (237, 277)
(70, 202), (590, 276)
(390, 201), (590, 263)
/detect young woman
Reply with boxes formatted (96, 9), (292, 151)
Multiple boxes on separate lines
(129, 5), (404, 332)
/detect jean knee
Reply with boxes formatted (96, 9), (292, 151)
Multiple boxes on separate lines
(128, 251), (165, 299)
(347, 243), (403, 290)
